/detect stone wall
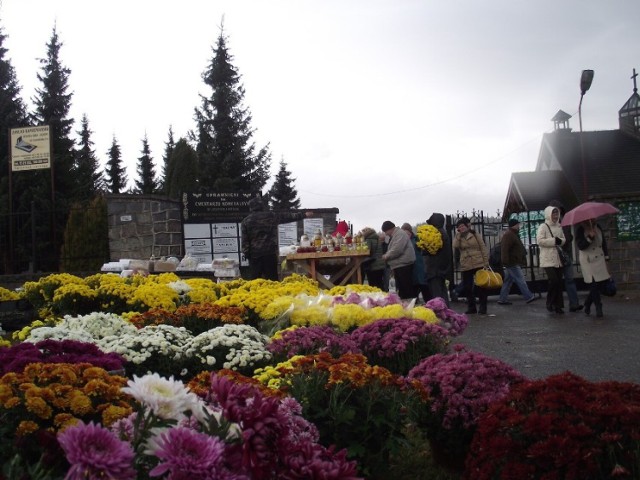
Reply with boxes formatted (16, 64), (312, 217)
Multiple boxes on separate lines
(106, 194), (183, 261)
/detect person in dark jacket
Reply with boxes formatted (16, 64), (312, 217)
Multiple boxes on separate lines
(361, 227), (385, 290)
(241, 196), (312, 280)
(424, 213), (452, 306)
(401, 223), (430, 302)
(497, 219), (536, 304)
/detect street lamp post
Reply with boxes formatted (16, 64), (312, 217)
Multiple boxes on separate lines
(578, 69), (594, 201)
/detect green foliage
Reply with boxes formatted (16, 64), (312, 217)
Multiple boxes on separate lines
(268, 159), (301, 210)
(105, 137), (127, 193)
(60, 196), (109, 271)
(195, 27), (271, 192)
(165, 138), (199, 198)
(73, 114), (104, 201)
(134, 134), (159, 194)
(159, 125), (175, 193)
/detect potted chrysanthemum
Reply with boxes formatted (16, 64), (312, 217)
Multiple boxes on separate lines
(407, 347), (526, 472)
(465, 372), (640, 479)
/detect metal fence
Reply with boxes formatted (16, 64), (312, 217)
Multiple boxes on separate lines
(0, 204), (108, 275)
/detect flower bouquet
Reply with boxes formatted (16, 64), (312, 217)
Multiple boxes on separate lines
(465, 372), (640, 479)
(416, 224), (443, 255)
(407, 348), (526, 471)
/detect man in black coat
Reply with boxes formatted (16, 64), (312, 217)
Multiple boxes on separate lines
(423, 213), (452, 306)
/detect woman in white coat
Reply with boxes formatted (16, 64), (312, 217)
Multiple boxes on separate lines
(575, 219), (610, 317)
(536, 206), (566, 314)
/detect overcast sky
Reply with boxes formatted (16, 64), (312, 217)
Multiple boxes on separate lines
(2, 0), (639, 231)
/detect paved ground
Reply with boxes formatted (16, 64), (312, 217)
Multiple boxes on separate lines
(450, 291), (640, 383)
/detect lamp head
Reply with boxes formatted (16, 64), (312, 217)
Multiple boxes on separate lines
(580, 69), (594, 95)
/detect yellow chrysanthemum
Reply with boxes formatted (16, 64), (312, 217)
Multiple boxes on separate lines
(410, 306), (439, 324)
(416, 224), (444, 255)
(370, 304), (407, 321)
(331, 304), (371, 331)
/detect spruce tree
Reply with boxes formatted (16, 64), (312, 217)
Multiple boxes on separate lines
(0, 26), (29, 273)
(105, 137), (127, 194)
(31, 26), (77, 205)
(268, 159), (301, 210)
(165, 138), (199, 198)
(74, 114), (104, 201)
(160, 125), (175, 193)
(194, 26), (270, 192)
(134, 134), (158, 194)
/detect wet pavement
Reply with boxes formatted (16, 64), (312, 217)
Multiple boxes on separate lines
(450, 291), (640, 383)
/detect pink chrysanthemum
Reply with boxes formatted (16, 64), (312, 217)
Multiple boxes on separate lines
(58, 421), (136, 480)
(148, 427), (228, 479)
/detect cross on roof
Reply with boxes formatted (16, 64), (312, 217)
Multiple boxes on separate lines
(632, 68), (638, 93)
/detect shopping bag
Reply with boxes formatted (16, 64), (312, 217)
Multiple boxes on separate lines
(600, 277), (617, 297)
(474, 267), (503, 289)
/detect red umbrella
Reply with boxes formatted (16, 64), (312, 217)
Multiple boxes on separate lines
(561, 201), (620, 226)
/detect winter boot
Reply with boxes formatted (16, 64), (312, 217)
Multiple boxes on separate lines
(584, 297), (592, 315)
(595, 303), (603, 318)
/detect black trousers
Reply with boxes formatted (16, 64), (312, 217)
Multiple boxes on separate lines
(249, 254), (279, 281)
(427, 277), (450, 307)
(544, 267), (564, 310)
(393, 264), (415, 300)
(462, 268), (488, 313)
(365, 269), (385, 290)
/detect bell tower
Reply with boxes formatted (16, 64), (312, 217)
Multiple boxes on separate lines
(619, 68), (640, 139)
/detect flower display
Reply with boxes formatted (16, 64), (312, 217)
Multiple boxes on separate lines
(424, 297), (469, 336)
(58, 421), (137, 480)
(129, 303), (247, 334)
(0, 286), (20, 301)
(465, 372), (640, 480)
(267, 325), (360, 362)
(350, 318), (450, 375)
(331, 303), (372, 331)
(262, 352), (428, 478)
(51, 282), (99, 315)
(0, 339), (126, 375)
(0, 362), (133, 474)
(184, 324), (272, 376)
(416, 224), (443, 255)
(99, 324), (193, 378)
(407, 348), (526, 466)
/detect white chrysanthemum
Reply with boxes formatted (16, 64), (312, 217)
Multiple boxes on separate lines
(24, 326), (95, 343)
(98, 324), (192, 364)
(122, 373), (203, 421)
(168, 280), (192, 295)
(58, 312), (137, 339)
(185, 324), (271, 371)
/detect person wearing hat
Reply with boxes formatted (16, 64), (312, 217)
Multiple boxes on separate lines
(536, 205), (566, 314)
(452, 217), (490, 314)
(241, 196), (313, 280)
(381, 220), (416, 300)
(497, 218), (536, 305)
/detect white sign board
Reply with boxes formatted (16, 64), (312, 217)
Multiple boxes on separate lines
(303, 218), (324, 236)
(10, 126), (51, 171)
(278, 221), (298, 247)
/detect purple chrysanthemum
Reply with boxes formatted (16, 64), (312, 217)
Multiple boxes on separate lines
(58, 421), (136, 480)
(148, 427), (227, 479)
(268, 325), (360, 360)
(424, 298), (468, 336)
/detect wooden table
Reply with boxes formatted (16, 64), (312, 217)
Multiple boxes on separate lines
(285, 250), (370, 289)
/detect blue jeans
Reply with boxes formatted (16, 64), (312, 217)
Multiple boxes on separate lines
(562, 258), (580, 308)
(499, 265), (534, 302)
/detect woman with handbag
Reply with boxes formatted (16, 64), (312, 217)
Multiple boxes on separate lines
(575, 218), (610, 317)
(536, 206), (566, 314)
(453, 217), (489, 315)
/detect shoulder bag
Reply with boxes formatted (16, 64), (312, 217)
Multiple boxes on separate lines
(471, 233), (502, 288)
(545, 224), (570, 267)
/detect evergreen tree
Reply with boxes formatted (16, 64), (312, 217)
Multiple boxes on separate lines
(160, 125), (175, 193)
(105, 137), (127, 194)
(134, 134), (158, 194)
(31, 26), (78, 204)
(0, 26), (29, 273)
(74, 114), (104, 201)
(165, 138), (198, 198)
(194, 26), (270, 192)
(268, 159), (301, 210)
(12, 26), (77, 271)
